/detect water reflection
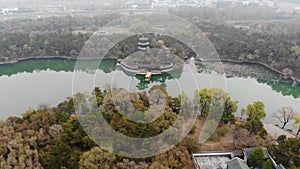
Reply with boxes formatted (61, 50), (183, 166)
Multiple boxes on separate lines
(0, 59), (299, 131)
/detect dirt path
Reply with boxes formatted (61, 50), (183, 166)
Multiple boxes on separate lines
(190, 117), (234, 151)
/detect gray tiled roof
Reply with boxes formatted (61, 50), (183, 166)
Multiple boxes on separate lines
(227, 157), (250, 169)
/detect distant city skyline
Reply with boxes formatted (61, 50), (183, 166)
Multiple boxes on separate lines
(0, 0), (300, 14)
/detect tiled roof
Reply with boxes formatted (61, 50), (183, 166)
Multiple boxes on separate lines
(227, 157), (250, 169)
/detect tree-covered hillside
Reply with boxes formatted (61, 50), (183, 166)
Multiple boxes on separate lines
(0, 86), (298, 168)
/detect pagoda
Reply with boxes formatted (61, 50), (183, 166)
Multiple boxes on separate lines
(138, 37), (150, 51)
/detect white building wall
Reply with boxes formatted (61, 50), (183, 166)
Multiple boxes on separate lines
(152, 0), (172, 9)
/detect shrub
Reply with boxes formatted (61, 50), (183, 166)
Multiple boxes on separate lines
(262, 159), (273, 169)
(217, 127), (230, 137)
(184, 137), (199, 153)
(248, 147), (265, 168)
(189, 125), (197, 134)
(277, 135), (286, 143)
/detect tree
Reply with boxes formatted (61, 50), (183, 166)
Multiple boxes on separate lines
(294, 116), (300, 135)
(79, 147), (116, 169)
(152, 146), (193, 169)
(291, 45), (300, 55)
(262, 159), (273, 169)
(277, 135), (287, 143)
(194, 88), (212, 117)
(245, 119), (265, 135)
(22, 108), (35, 121)
(283, 68), (293, 77)
(114, 159), (148, 169)
(157, 40), (165, 47)
(0, 125), (43, 169)
(273, 107), (296, 129)
(291, 166), (300, 169)
(183, 137), (199, 153)
(29, 109), (56, 131)
(194, 88), (237, 123)
(40, 140), (71, 169)
(37, 103), (50, 110)
(222, 98), (238, 124)
(244, 102), (266, 135)
(247, 147), (265, 168)
(93, 87), (104, 106)
(245, 102), (266, 121)
(149, 162), (169, 169)
(49, 124), (64, 140)
(269, 138), (300, 167)
(129, 21), (152, 33)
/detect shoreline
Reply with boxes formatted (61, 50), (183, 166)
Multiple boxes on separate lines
(1, 56), (299, 84)
(0, 56), (118, 65)
(198, 58), (300, 84)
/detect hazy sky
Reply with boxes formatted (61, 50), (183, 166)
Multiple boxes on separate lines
(0, 0), (299, 8)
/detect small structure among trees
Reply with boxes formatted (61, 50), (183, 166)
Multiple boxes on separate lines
(192, 147), (285, 169)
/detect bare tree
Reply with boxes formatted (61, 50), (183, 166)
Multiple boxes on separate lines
(273, 107), (296, 129)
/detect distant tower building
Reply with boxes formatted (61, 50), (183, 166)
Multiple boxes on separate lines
(138, 37), (150, 51)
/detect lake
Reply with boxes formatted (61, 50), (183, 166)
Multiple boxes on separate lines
(0, 58), (300, 130)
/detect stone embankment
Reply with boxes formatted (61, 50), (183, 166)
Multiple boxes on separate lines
(197, 58), (300, 83)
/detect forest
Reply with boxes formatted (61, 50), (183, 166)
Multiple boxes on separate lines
(0, 9), (300, 79)
(0, 86), (299, 169)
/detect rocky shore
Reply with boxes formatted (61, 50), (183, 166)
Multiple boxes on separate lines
(197, 61), (283, 81)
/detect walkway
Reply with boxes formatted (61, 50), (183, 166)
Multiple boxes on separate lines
(263, 123), (295, 139)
